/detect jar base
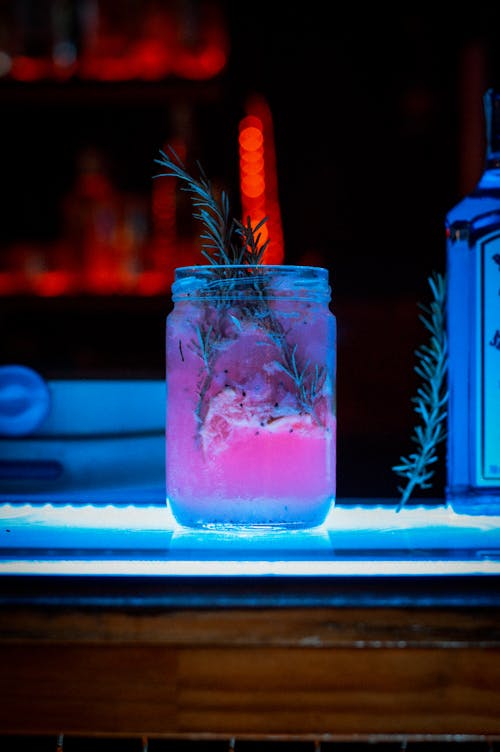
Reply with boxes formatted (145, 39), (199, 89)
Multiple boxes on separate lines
(173, 520), (328, 532)
(167, 498), (335, 531)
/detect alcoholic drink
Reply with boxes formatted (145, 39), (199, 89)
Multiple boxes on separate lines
(445, 88), (500, 513)
(165, 265), (336, 528)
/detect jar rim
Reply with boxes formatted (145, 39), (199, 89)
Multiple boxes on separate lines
(171, 264), (332, 303)
(173, 264), (329, 276)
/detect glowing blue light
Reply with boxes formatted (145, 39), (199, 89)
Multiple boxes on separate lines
(1, 502), (499, 576)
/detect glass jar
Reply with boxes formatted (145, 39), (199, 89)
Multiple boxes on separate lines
(165, 264), (336, 529)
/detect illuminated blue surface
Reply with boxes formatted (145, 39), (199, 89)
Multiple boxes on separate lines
(0, 499), (499, 576)
(0, 379), (166, 498)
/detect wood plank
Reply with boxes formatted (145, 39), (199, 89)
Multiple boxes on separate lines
(1, 607), (500, 646)
(1, 606), (500, 738)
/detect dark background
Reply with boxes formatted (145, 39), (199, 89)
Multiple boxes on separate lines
(218, 3), (500, 498)
(3, 2), (500, 499)
(222, 2), (496, 290)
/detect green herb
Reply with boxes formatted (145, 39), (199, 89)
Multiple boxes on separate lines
(188, 320), (224, 425)
(392, 271), (448, 511)
(154, 146), (269, 268)
(155, 145), (327, 431)
(273, 345), (327, 424)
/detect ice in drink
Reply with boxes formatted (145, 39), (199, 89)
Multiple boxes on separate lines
(166, 266), (336, 528)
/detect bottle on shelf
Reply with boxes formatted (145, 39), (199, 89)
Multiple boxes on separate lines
(62, 146), (149, 294)
(445, 87), (500, 514)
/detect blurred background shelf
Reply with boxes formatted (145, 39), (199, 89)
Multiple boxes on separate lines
(4, 1), (500, 500)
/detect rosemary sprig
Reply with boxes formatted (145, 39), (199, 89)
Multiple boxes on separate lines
(154, 146), (269, 267)
(188, 321), (225, 426)
(274, 345), (327, 424)
(392, 271), (448, 511)
(155, 145), (326, 431)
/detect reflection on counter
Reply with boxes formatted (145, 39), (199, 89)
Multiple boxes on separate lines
(0, 501), (499, 576)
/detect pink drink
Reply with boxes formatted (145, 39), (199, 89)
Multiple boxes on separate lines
(166, 266), (336, 528)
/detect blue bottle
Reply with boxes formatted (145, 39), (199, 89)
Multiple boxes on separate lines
(445, 88), (500, 514)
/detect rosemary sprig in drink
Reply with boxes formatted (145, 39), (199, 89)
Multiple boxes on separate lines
(155, 146), (327, 430)
(155, 146), (268, 269)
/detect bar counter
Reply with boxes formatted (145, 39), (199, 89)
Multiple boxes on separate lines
(1, 498), (500, 742)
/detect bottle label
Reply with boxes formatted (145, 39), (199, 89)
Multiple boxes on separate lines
(480, 233), (500, 482)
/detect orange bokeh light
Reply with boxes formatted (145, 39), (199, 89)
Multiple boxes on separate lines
(239, 125), (264, 151)
(241, 175), (265, 198)
(238, 95), (284, 265)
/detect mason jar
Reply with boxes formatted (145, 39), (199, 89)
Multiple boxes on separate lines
(165, 264), (336, 529)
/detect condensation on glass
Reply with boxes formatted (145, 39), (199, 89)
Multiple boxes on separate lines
(165, 265), (336, 529)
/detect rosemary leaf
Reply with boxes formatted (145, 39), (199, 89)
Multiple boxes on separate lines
(393, 271), (448, 511)
(155, 144), (328, 432)
(154, 145), (269, 268)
